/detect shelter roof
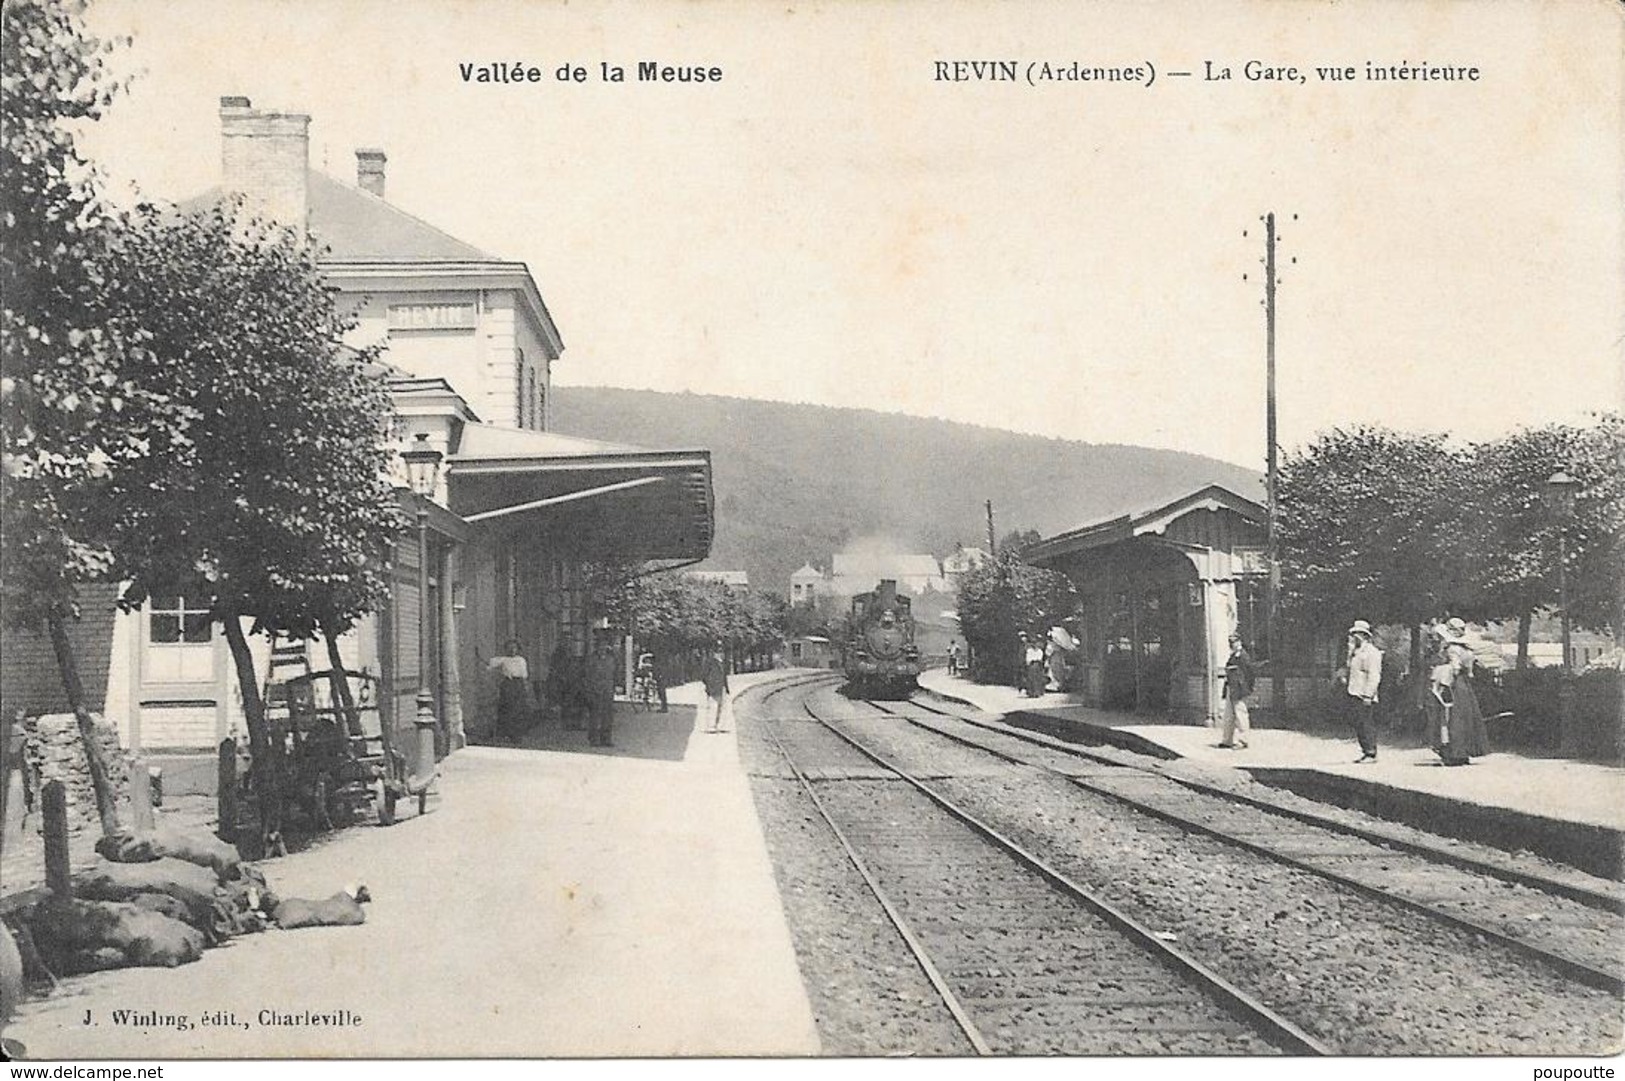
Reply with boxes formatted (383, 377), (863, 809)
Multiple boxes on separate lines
(1027, 484), (1266, 564)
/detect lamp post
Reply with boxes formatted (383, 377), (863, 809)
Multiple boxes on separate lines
(1543, 469), (1580, 756)
(402, 432), (445, 762)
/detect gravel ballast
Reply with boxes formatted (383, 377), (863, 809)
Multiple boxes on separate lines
(819, 694), (1623, 1056)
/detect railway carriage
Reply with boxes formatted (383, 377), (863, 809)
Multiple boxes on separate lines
(842, 579), (922, 698)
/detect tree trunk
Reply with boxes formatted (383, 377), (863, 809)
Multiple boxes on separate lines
(46, 607), (120, 837)
(1410, 621), (1426, 713)
(321, 623), (360, 735)
(1516, 611), (1532, 670)
(220, 611), (280, 847)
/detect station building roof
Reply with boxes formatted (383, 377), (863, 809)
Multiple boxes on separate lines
(446, 423), (714, 562)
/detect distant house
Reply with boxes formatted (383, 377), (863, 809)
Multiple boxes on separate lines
(785, 636), (839, 670)
(941, 544), (989, 577)
(789, 564), (825, 607)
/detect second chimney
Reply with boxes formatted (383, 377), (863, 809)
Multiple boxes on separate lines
(356, 149), (387, 198)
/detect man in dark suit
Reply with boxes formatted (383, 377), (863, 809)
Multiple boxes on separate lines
(585, 638), (619, 747)
(700, 645), (729, 733)
(1219, 633), (1255, 749)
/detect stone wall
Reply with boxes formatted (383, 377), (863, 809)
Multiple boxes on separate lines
(22, 714), (131, 831)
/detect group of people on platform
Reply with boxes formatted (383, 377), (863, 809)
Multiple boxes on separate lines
(484, 638), (733, 748)
(1219, 616), (1493, 766)
(486, 636), (625, 747)
(1017, 627), (1080, 698)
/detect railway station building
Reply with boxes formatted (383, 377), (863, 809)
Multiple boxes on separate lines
(0, 97), (713, 764)
(1027, 485), (1318, 724)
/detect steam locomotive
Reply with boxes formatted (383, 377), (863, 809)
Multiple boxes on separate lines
(842, 579), (922, 698)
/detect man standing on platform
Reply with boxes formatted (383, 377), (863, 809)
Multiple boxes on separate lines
(1218, 633), (1254, 749)
(1342, 620), (1384, 763)
(586, 636), (619, 748)
(701, 643), (730, 733)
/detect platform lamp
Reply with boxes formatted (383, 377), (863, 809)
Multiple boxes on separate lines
(403, 433), (445, 763)
(1542, 469), (1580, 756)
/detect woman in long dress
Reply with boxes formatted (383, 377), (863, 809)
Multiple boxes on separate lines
(488, 638), (531, 742)
(1429, 629), (1490, 765)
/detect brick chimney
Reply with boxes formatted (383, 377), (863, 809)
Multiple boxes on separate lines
(219, 95), (310, 230)
(355, 149), (387, 198)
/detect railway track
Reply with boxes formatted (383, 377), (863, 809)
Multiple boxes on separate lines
(741, 674), (1325, 1055)
(905, 691), (1625, 912)
(856, 691), (1625, 995)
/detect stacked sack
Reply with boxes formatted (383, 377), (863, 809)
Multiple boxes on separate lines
(27, 826), (264, 974)
(24, 825), (370, 977)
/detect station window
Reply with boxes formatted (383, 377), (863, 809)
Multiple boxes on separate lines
(144, 594), (214, 684)
(150, 595), (213, 644)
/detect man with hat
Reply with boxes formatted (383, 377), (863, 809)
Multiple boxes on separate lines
(1342, 620), (1384, 763)
(1218, 632), (1255, 749)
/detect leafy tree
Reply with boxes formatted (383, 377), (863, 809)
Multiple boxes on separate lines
(1277, 419), (1624, 676)
(96, 201), (402, 842)
(956, 549), (1076, 685)
(1465, 416), (1624, 663)
(1275, 426), (1475, 672)
(732, 588), (787, 668)
(1564, 415), (1625, 643)
(0, 0), (187, 835)
(596, 568), (786, 672)
(997, 529), (1042, 558)
(784, 593), (843, 640)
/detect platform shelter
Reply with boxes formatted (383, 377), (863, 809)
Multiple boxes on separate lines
(1027, 485), (1275, 724)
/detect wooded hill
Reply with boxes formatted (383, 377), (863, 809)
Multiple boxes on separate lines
(551, 387), (1263, 596)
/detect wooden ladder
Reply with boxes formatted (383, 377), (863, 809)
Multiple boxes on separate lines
(255, 634), (314, 855)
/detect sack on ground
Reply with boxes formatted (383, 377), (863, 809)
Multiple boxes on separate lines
(128, 891), (193, 924)
(211, 875), (274, 941)
(272, 890), (366, 929)
(152, 825), (242, 879)
(29, 897), (204, 972)
(93, 826), (241, 879)
(94, 831), (160, 864)
(73, 857), (221, 928)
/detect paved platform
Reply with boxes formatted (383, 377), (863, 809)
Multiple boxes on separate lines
(919, 667), (1625, 879)
(5, 674), (819, 1058)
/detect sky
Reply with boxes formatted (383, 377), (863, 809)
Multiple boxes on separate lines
(77, 0), (1625, 469)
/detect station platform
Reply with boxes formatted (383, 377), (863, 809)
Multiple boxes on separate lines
(5, 673), (819, 1058)
(918, 667), (1625, 880)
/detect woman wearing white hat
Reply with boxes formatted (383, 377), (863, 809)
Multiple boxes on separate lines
(1428, 621), (1490, 766)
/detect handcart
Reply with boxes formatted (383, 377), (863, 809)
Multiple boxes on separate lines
(282, 669), (431, 828)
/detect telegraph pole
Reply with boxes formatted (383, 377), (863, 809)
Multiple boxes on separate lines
(1265, 212), (1284, 718)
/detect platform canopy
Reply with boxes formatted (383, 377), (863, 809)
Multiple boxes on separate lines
(446, 423), (714, 560)
(1026, 484), (1266, 567)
